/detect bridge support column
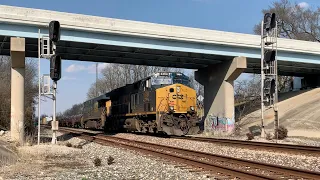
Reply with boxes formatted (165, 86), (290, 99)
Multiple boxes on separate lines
(301, 75), (320, 89)
(195, 56), (246, 135)
(10, 37), (25, 144)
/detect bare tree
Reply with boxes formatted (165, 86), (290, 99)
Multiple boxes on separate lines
(189, 73), (204, 97)
(233, 74), (261, 135)
(86, 63), (184, 99)
(254, 0), (320, 41)
(0, 56), (38, 133)
(253, 0), (317, 92)
(63, 103), (83, 116)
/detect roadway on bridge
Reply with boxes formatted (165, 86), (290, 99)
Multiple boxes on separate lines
(1, 5), (320, 76)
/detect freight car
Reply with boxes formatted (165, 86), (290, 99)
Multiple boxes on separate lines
(59, 114), (82, 128)
(61, 72), (202, 136)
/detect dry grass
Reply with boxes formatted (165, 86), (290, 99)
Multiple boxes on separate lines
(25, 134), (35, 146)
(0, 144), (85, 179)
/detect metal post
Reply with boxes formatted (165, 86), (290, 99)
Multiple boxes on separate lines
(96, 62), (98, 96)
(52, 81), (57, 144)
(51, 42), (57, 145)
(274, 22), (279, 141)
(38, 29), (41, 145)
(260, 20), (265, 138)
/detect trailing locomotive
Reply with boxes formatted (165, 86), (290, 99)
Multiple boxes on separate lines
(61, 72), (202, 136)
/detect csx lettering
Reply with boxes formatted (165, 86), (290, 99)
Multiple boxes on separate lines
(172, 95), (177, 99)
(177, 95), (184, 99)
(172, 94), (184, 99)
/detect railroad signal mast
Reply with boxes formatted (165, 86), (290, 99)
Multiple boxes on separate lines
(38, 21), (61, 144)
(260, 13), (279, 139)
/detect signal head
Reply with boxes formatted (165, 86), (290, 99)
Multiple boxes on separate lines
(263, 13), (276, 32)
(264, 50), (276, 63)
(264, 77), (276, 101)
(50, 54), (62, 81)
(49, 21), (60, 42)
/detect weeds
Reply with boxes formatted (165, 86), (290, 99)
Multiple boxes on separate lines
(66, 142), (72, 147)
(25, 134), (35, 146)
(93, 157), (101, 167)
(73, 144), (83, 149)
(266, 133), (273, 140)
(107, 156), (115, 165)
(246, 133), (254, 140)
(275, 126), (288, 140)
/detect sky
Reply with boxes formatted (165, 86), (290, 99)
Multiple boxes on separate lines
(1, 0), (318, 116)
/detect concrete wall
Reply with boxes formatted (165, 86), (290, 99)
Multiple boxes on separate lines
(293, 77), (302, 91)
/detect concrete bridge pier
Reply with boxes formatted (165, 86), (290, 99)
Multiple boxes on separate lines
(195, 56), (246, 134)
(10, 37), (25, 144)
(301, 75), (320, 89)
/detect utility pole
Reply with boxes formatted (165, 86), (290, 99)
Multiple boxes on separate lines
(38, 29), (41, 145)
(52, 80), (57, 144)
(260, 13), (279, 138)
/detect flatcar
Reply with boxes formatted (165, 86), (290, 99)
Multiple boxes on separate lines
(62, 72), (202, 136)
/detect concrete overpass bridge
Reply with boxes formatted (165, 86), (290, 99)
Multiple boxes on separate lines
(1, 5), (320, 75)
(1, 5), (320, 142)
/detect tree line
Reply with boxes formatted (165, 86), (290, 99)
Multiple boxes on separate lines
(0, 56), (38, 133)
(86, 64), (199, 99)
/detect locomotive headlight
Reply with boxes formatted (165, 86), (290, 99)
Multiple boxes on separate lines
(169, 106), (174, 111)
(190, 106), (195, 111)
(176, 86), (180, 93)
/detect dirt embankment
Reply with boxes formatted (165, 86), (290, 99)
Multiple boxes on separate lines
(240, 88), (320, 138)
(0, 138), (18, 168)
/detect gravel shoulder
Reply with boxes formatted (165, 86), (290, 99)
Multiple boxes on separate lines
(113, 133), (320, 172)
(1, 128), (319, 179)
(0, 130), (213, 180)
(194, 132), (320, 147)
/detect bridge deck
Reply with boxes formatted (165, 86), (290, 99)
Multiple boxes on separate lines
(0, 5), (320, 75)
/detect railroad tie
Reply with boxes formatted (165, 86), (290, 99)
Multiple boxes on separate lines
(188, 168), (204, 172)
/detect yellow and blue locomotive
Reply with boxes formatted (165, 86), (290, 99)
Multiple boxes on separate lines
(81, 72), (201, 136)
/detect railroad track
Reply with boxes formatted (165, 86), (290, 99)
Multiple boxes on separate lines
(45, 125), (320, 155)
(172, 136), (320, 155)
(57, 127), (320, 180)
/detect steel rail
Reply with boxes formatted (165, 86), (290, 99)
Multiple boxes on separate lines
(172, 136), (320, 154)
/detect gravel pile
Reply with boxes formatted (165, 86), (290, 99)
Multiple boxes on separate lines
(113, 133), (320, 172)
(0, 133), (215, 180)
